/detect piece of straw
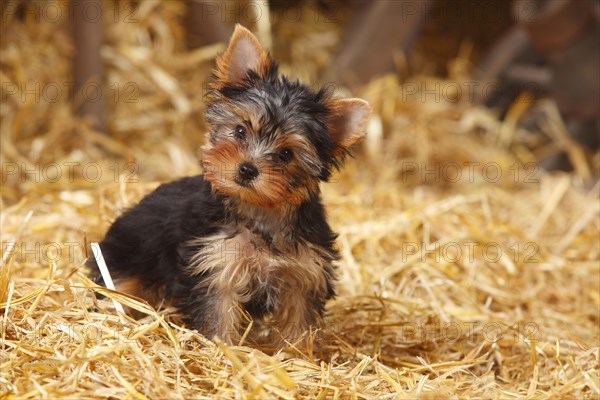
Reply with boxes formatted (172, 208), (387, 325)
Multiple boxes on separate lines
(90, 242), (125, 315)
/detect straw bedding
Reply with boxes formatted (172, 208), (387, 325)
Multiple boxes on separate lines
(1, 2), (598, 399)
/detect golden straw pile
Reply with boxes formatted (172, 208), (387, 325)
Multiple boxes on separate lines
(1, 2), (598, 399)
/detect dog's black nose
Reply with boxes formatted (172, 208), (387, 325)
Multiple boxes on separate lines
(238, 162), (258, 182)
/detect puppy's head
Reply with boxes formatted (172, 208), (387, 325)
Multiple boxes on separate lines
(203, 25), (371, 209)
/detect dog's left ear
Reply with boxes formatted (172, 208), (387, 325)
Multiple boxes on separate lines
(214, 24), (270, 87)
(328, 98), (372, 157)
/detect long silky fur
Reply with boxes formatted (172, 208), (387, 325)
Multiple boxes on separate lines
(87, 25), (369, 347)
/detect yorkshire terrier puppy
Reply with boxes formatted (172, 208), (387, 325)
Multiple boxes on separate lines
(88, 25), (371, 347)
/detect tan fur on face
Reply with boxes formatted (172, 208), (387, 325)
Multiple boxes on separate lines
(202, 139), (245, 196)
(245, 163), (311, 208)
(275, 133), (323, 177)
(203, 135), (319, 208)
(187, 228), (330, 345)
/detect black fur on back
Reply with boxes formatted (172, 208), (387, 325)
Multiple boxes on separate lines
(87, 175), (339, 337)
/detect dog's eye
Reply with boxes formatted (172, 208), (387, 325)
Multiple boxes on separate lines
(233, 125), (246, 140)
(278, 149), (293, 163)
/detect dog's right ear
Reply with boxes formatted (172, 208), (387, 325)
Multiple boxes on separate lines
(327, 98), (372, 162)
(213, 24), (271, 88)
